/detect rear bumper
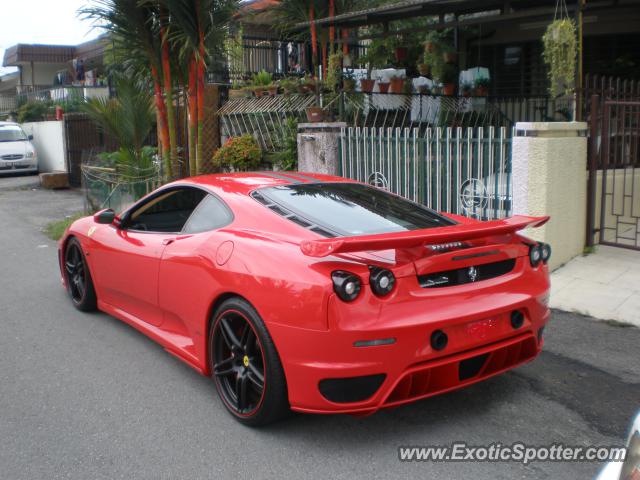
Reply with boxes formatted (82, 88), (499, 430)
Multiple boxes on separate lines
(268, 260), (550, 414)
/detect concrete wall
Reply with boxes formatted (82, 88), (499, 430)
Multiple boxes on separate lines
(21, 121), (67, 173)
(512, 122), (588, 270)
(18, 63), (68, 87)
(297, 123), (346, 176)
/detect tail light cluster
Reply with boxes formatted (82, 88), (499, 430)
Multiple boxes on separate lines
(332, 267), (396, 302)
(529, 242), (552, 267)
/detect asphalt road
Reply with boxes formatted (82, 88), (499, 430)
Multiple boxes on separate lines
(1, 173), (639, 480)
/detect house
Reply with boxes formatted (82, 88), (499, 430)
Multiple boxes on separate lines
(0, 36), (110, 114)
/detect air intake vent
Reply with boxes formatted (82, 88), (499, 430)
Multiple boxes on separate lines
(418, 259), (516, 288)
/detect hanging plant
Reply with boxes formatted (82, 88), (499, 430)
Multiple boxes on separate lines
(542, 18), (577, 97)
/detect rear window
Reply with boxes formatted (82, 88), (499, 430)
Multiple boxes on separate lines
(253, 183), (455, 237)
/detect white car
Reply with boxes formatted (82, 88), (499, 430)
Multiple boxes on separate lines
(596, 412), (640, 480)
(0, 122), (38, 175)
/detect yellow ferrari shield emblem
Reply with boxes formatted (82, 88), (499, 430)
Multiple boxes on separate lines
(88, 226), (97, 237)
(243, 355), (249, 368)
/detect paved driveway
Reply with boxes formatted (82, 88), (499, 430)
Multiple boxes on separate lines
(1, 176), (638, 479)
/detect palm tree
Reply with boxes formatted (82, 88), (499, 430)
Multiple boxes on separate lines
(80, 0), (173, 178)
(81, 75), (156, 175)
(160, 0), (237, 175)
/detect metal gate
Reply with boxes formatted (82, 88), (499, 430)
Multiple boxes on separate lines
(339, 126), (512, 220)
(588, 99), (640, 249)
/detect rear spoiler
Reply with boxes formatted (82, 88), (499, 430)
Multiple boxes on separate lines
(300, 215), (549, 258)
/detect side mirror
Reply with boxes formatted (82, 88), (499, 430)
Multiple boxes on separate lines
(93, 208), (116, 225)
(28, 134), (33, 141)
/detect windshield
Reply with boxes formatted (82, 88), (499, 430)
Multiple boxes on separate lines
(0, 125), (28, 142)
(254, 182), (455, 236)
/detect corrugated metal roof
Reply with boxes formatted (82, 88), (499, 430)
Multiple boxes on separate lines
(2, 36), (108, 67)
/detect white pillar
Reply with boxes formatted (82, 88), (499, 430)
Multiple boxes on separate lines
(297, 122), (346, 176)
(512, 122), (588, 270)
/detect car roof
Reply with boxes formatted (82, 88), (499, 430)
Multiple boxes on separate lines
(0, 121), (20, 127)
(177, 172), (358, 196)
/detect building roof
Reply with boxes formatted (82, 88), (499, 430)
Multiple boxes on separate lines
(2, 35), (108, 68)
(296, 0), (640, 30)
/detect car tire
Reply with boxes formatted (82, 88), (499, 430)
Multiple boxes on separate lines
(64, 237), (97, 312)
(209, 297), (290, 427)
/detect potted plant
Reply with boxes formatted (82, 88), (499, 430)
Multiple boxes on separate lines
(439, 63), (458, 96)
(228, 81), (246, 99)
(298, 74), (316, 94)
(474, 77), (490, 96)
(251, 70), (273, 97)
(377, 75), (391, 93)
(279, 77), (298, 95)
(461, 82), (473, 97)
(442, 45), (457, 65)
(305, 106), (324, 122)
(417, 62), (430, 76)
(389, 74), (405, 94)
(417, 85), (431, 95)
(542, 18), (577, 97)
(361, 38), (393, 93)
(342, 71), (356, 92)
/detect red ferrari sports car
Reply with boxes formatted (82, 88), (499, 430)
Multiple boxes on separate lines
(59, 172), (551, 426)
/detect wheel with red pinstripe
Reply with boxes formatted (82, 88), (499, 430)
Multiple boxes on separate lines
(209, 297), (289, 426)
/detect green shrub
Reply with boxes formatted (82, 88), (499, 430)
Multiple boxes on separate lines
(17, 101), (50, 123)
(272, 118), (298, 170)
(252, 70), (273, 87)
(213, 135), (261, 171)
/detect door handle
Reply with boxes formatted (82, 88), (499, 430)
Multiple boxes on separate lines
(162, 238), (175, 246)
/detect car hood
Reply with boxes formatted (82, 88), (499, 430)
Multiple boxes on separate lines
(0, 140), (30, 157)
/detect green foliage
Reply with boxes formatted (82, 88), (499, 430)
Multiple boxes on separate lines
(542, 18), (577, 97)
(97, 146), (157, 178)
(437, 63), (458, 84)
(252, 70), (273, 87)
(326, 51), (343, 93)
(362, 37), (394, 70)
(272, 118), (298, 171)
(213, 135), (262, 171)
(17, 101), (49, 123)
(81, 75), (155, 172)
(474, 77), (491, 89)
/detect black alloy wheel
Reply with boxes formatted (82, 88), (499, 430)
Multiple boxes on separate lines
(210, 298), (289, 426)
(64, 238), (97, 311)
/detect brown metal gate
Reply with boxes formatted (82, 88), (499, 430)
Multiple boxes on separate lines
(587, 96), (640, 250)
(63, 113), (118, 187)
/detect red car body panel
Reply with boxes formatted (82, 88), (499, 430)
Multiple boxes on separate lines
(59, 172), (551, 414)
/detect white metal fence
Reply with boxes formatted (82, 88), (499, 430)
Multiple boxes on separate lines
(339, 126), (513, 220)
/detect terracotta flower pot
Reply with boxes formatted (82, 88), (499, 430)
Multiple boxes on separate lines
(267, 86), (278, 96)
(475, 86), (489, 97)
(378, 81), (390, 94)
(342, 78), (356, 92)
(395, 47), (408, 63)
(443, 83), (456, 96)
(228, 89), (245, 99)
(389, 78), (404, 94)
(305, 106), (324, 123)
(254, 88), (267, 98)
(360, 79), (376, 93)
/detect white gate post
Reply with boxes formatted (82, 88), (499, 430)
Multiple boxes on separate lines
(512, 122), (588, 270)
